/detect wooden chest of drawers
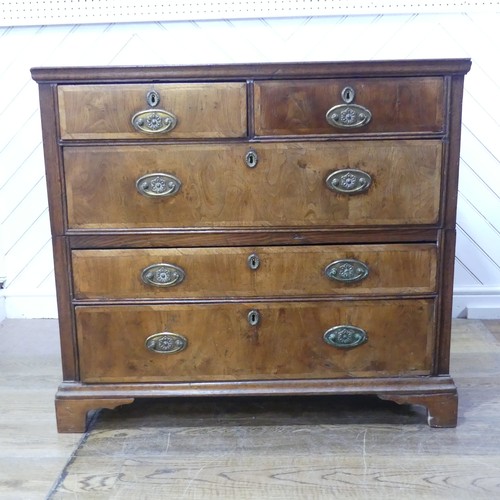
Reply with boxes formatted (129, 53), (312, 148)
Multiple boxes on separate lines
(32, 59), (470, 432)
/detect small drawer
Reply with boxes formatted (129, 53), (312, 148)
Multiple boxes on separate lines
(72, 244), (438, 300)
(63, 140), (442, 229)
(254, 77), (445, 136)
(76, 299), (434, 383)
(57, 82), (247, 140)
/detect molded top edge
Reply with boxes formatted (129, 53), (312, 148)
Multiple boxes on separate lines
(31, 58), (471, 83)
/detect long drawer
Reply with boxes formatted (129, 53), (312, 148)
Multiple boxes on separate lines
(72, 244), (438, 299)
(58, 82), (247, 140)
(64, 140), (442, 229)
(254, 77), (445, 136)
(76, 299), (435, 383)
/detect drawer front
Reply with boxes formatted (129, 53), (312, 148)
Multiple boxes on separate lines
(72, 244), (437, 299)
(64, 140), (442, 229)
(255, 77), (444, 136)
(58, 83), (247, 139)
(76, 299), (435, 383)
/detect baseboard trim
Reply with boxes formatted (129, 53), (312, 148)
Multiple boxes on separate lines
(0, 296), (5, 322)
(1, 288), (500, 319)
(453, 287), (500, 319)
(0, 290), (58, 319)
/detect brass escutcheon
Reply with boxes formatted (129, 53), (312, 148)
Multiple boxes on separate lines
(146, 89), (160, 107)
(245, 150), (258, 168)
(132, 109), (177, 134)
(247, 310), (260, 326)
(325, 259), (369, 283)
(326, 85), (372, 129)
(323, 325), (367, 349)
(325, 169), (372, 195)
(145, 332), (188, 354)
(247, 253), (260, 270)
(141, 263), (185, 287)
(136, 173), (181, 197)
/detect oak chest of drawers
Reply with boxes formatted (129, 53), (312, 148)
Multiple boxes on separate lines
(32, 59), (471, 432)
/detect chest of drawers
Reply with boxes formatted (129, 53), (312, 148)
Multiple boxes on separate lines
(32, 59), (470, 432)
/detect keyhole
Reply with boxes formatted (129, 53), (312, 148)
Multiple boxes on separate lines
(245, 150), (258, 168)
(247, 253), (260, 270)
(341, 86), (355, 104)
(147, 90), (160, 107)
(248, 310), (260, 326)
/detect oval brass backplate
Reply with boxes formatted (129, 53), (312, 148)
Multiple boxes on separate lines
(141, 263), (185, 287)
(136, 173), (181, 197)
(323, 325), (367, 349)
(325, 259), (369, 283)
(325, 169), (372, 195)
(145, 332), (187, 354)
(326, 103), (372, 129)
(132, 109), (177, 134)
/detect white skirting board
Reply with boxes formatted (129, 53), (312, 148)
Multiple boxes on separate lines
(0, 290), (58, 319)
(1, 288), (499, 320)
(0, 297), (5, 322)
(453, 287), (500, 319)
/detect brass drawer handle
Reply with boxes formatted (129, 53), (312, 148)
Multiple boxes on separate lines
(326, 85), (372, 129)
(136, 173), (181, 197)
(132, 109), (177, 134)
(323, 325), (367, 349)
(145, 332), (187, 354)
(325, 169), (372, 194)
(141, 263), (185, 287)
(325, 259), (369, 283)
(326, 104), (372, 129)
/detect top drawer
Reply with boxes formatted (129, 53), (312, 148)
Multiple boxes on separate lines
(57, 83), (247, 140)
(254, 77), (445, 136)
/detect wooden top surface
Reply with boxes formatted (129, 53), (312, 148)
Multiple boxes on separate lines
(31, 58), (472, 83)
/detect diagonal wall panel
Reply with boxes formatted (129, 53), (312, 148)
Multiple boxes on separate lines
(0, 13), (499, 317)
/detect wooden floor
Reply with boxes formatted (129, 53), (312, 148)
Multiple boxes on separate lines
(0, 318), (499, 499)
(0, 320), (82, 500)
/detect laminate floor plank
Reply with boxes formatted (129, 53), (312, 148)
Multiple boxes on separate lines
(0, 320), (82, 500)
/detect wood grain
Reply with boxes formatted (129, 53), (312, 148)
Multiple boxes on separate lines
(74, 299), (435, 383)
(58, 82), (247, 139)
(32, 58), (472, 83)
(0, 320), (82, 499)
(68, 227), (441, 249)
(255, 77), (445, 135)
(72, 244), (438, 299)
(64, 140), (443, 229)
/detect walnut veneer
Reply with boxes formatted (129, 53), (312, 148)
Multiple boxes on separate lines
(31, 59), (470, 432)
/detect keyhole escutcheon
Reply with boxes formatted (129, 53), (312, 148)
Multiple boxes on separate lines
(147, 90), (160, 107)
(341, 86), (355, 104)
(247, 253), (260, 270)
(245, 150), (258, 168)
(248, 309), (260, 326)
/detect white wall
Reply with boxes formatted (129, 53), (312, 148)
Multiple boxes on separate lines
(0, 13), (499, 318)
